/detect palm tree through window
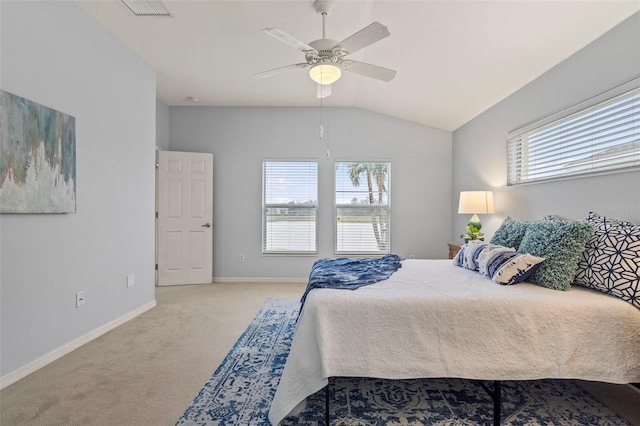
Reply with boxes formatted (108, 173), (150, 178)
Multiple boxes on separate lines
(335, 161), (390, 255)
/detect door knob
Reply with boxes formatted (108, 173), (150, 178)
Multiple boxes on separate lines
(202, 223), (211, 228)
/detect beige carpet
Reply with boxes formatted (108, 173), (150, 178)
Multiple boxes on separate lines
(1, 282), (639, 426)
(0, 282), (305, 426)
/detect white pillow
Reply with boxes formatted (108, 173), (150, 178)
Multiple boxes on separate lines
(489, 252), (546, 285)
(477, 244), (515, 276)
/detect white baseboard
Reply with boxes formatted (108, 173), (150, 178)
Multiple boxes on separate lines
(0, 300), (157, 390)
(213, 277), (307, 284)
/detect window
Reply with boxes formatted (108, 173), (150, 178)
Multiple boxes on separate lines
(508, 84), (639, 185)
(335, 161), (390, 255)
(262, 161), (318, 254)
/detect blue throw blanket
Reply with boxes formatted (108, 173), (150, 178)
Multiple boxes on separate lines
(300, 254), (403, 310)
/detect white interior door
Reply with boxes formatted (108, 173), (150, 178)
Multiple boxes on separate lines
(156, 151), (213, 286)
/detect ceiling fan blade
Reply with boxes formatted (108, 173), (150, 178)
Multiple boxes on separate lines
(335, 22), (390, 55)
(253, 63), (310, 79)
(262, 28), (318, 55)
(341, 60), (396, 82)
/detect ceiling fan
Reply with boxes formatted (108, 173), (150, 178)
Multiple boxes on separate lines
(253, 0), (396, 98)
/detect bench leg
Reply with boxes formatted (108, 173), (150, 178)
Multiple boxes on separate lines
(479, 380), (501, 425)
(493, 381), (501, 426)
(325, 380), (330, 426)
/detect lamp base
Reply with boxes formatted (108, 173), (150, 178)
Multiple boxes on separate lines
(461, 214), (485, 243)
(468, 213), (482, 231)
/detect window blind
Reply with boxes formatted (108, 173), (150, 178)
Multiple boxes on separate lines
(508, 86), (639, 185)
(262, 161), (318, 254)
(335, 161), (390, 255)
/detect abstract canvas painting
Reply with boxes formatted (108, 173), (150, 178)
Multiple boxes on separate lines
(0, 90), (76, 213)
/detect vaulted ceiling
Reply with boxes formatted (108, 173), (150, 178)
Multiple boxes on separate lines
(75, 1), (639, 131)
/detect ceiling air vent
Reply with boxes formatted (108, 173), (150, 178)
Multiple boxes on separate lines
(121, 0), (172, 17)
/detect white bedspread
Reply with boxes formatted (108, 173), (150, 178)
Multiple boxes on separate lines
(268, 259), (640, 425)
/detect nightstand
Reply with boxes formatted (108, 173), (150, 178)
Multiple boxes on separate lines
(448, 243), (462, 259)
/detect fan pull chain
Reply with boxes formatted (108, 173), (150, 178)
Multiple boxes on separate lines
(324, 108), (330, 160)
(319, 92), (324, 139)
(318, 80), (330, 159)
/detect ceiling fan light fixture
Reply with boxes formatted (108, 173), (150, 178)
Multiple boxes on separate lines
(309, 64), (341, 85)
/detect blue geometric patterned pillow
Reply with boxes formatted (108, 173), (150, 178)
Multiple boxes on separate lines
(585, 211), (634, 231)
(517, 220), (593, 291)
(574, 226), (640, 309)
(574, 212), (636, 283)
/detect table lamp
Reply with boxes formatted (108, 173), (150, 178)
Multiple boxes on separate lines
(458, 191), (495, 240)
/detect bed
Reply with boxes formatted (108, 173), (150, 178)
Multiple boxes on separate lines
(268, 258), (640, 425)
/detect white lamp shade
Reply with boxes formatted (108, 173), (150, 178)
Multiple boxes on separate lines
(458, 191), (495, 214)
(309, 64), (341, 85)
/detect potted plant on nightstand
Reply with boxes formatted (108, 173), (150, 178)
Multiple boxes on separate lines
(461, 224), (484, 243)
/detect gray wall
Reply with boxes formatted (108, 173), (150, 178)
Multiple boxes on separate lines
(452, 12), (640, 241)
(156, 100), (170, 150)
(0, 1), (156, 377)
(168, 107), (452, 279)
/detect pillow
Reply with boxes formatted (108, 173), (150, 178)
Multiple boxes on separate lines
(452, 240), (491, 270)
(574, 226), (640, 309)
(575, 212), (636, 282)
(476, 244), (515, 276)
(586, 211), (634, 231)
(486, 251), (545, 285)
(452, 244), (466, 267)
(462, 240), (489, 270)
(455, 241), (545, 286)
(517, 220), (593, 290)
(543, 214), (568, 222)
(490, 218), (529, 250)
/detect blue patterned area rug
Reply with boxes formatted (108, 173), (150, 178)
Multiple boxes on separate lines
(176, 299), (632, 426)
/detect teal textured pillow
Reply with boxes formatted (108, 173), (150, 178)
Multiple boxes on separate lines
(490, 219), (529, 249)
(517, 220), (593, 291)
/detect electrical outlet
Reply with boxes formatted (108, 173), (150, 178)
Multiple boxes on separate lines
(409, 254), (416, 259)
(239, 254), (245, 262)
(127, 274), (136, 288)
(76, 291), (85, 308)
